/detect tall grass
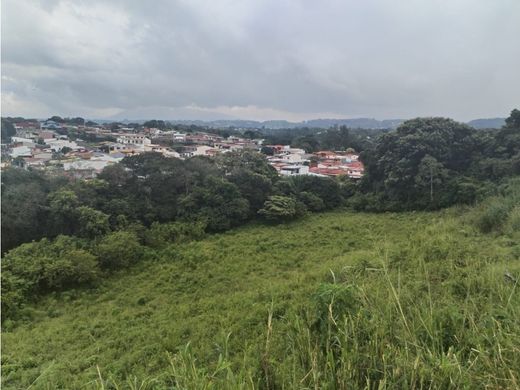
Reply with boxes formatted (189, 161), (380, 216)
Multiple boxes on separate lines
(3, 207), (519, 389)
(472, 177), (520, 234)
(96, 218), (519, 389)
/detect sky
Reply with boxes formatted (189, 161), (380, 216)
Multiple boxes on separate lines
(1, 0), (519, 122)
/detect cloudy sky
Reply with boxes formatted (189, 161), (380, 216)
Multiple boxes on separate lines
(2, 0), (519, 121)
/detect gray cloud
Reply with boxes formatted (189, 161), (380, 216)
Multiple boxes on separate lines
(2, 0), (519, 121)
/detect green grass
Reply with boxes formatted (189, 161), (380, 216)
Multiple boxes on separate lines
(2, 209), (520, 389)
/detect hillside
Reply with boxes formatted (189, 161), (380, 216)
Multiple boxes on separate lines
(467, 117), (506, 129)
(2, 208), (519, 389)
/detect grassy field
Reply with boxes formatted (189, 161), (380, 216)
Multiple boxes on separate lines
(2, 208), (520, 389)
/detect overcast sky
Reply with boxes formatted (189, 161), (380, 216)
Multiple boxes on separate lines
(2, 0), (519, 121)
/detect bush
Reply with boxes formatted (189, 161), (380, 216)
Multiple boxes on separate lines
(297, 191), (325, 212)
(506, 205), (520, 232)
(1, 236), (100, 319)
(258, 195), (306, 221)
(96, 231), (143, 270)
(145, 221), (206, 248)
(76, 206), (111, 238)
(178, 177), (250, 232)
(475, 199), (510, 233)
(279, 175), (343, 209)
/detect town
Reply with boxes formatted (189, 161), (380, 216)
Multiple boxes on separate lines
(1, 117), (364, 180)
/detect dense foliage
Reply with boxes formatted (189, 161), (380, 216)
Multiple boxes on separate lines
(261, 125), (384, 153)
(356, 111), (520, 210)
(1, 150), (352, 253)
(1, 118), (17, 142)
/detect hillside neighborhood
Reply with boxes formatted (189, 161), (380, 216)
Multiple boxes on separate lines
(1, 119), (364, 179)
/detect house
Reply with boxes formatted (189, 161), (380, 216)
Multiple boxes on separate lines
(313, 151), (337, 159)
(116, 134), (151, 146)
(172, 132), (187, 142)
(143, 144), (181, 158)
(38, 131), (56, 140)
(309, 167), (346, 177)
(32, 151), (54, 162)
(280, 165), (310, 176)
(45, 139), (81, 152)
(10, 137), (36, 146)
(20, 157), (47, 169)
(10, 145), (33, 158)
(193, 145), (215, 156)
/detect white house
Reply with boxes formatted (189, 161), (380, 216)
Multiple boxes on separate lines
(280, 165), (309, 176)
(172, 132), (186, 142)
(116, 134), (151, 145)
(10, 145), (33, 158)
(11, 137), (36, 146)
(279, 153), (304, 163)
(45, 139), (81, 152)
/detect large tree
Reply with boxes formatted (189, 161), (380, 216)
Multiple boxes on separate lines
(1, 118), (16, 143)
(362, 117), (479, 209)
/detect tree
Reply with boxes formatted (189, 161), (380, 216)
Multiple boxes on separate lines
(76, 206), (110, 239)
(320, 126), (354, 150)
(363, 117), (478, 209)
(48, 116), (65, 123)
(48, 189), (80, 235)
(61, 146), (72, 155)
(178, 177), (250, 231)
(1, 118), (16, 142)
(297, 192), (325, 212)
(258, 195), (306, 221)
(414, 155), (448, 207)
(243, 130), (261, 139)
(260, 146), (275, 156)
(505, 109), (520, 129)
(2, 174), (49, 252)
(277, 175), (343, 209)
(143, 120), (167, 130)
(292, 135), (320, 153)
(495, 109), (520, 158)
(228, 169), (274, 214)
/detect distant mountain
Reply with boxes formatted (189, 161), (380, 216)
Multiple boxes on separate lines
(161, 118), (406, 130)
(303, 118), (404, 129)
(90, 116), (507, 130)
(467, 118), (506, 129)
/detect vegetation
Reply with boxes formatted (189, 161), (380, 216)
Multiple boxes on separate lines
(2, 198), (519, 388)
(1, 109), (519, 388)
(1, 118), (16, 142)
(1, 149), (352, 253)
(2, 110), (519, 253)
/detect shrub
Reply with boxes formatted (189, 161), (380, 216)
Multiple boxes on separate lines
(258, 195), (306, 221)
(1, 236), (100, 319)
(297, 191), (325, 212)
(145, 222), (206, 248)
(96, 231), (143, 270)
(475, 198), (510, 233)
(506, 205), (520, 232)
(76, 206), (111, 238)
